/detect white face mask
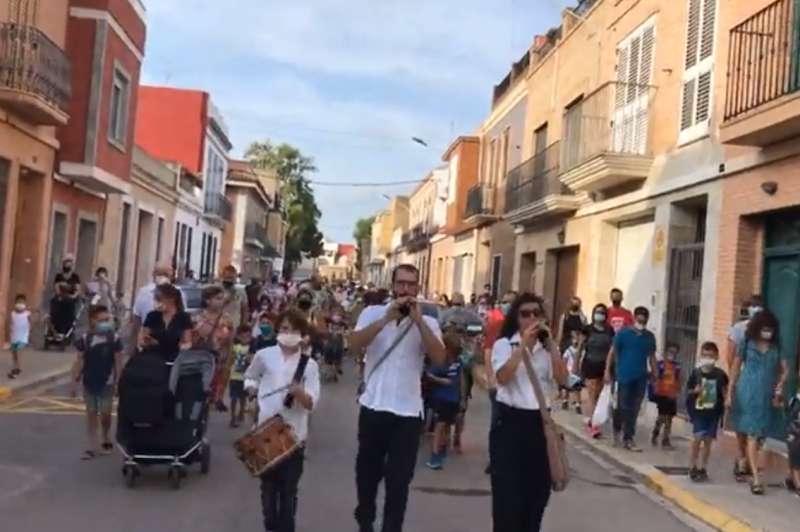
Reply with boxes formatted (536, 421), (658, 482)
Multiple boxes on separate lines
(698, 357), (716, 369)
(155, 275), (170, 286)
(14, 303), (26, 311)
(761, 329), (774, 341)
(277, 332), (302, 349)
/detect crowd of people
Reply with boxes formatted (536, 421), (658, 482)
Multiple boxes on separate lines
(6, 255), (800, 531)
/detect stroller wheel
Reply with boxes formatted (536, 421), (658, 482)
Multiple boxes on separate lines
(168, 465), (183, 490)
(200, 443), (211, 475)
(123, 465), (138, 488)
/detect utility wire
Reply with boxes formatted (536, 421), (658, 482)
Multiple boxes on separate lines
(309, 178), (428, 187)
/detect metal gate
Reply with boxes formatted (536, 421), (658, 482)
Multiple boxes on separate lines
(664, 243), (704, 412)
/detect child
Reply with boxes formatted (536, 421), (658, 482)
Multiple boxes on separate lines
(425, 332), (463, 470)
(323, 313), (346, 382)
(251, 312), (277, 352)
(785, 387), (800, 496)
(453, 330), (478, 454)
(560, 330), (582, 414)
(71, 305), (122, 460)
(7, 294), (31, 379)
(229, 325), (252, 428)
(651, 341), (682, 450)
(686, 341), (729, 482)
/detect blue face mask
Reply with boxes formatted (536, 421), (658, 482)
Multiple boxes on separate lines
(500, 303), (511, 316)
(95, 320), (114, 333)
(260, 324), (273, 337)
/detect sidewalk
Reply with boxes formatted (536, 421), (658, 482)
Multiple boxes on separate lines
(0, 347), (74, 400)
(554, 404), (795, 532)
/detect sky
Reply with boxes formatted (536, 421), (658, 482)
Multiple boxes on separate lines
(141, 0), (563, 243)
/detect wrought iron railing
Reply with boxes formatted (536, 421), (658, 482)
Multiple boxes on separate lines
(465, 185), (490, 218)
(0, 23), (71, 113)
(561, 81), (654, 173)
(724, 0), (800, 121)
(204, 192), (233, 222)
(505, 142), (569, 213)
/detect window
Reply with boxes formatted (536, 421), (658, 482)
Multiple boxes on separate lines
(108, 67), (131, 146)
(614, 17), (655, 154)
(533, 123), (549, 176)
(500, 127), (510, 181)
(488, 138), (497, 186)
(155, 217), (164, 262)
(679, 0), (716, 144)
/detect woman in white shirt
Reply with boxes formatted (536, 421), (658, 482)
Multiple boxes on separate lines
(490, 293), (567, 532)
(245, 309), (320, 532)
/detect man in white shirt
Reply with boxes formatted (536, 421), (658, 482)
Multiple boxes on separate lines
(350, 264), (446, 532)
(130, 264), (175, 351)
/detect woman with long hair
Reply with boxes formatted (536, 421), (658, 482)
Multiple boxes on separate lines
(580, 303), (615, 438)
(490, 293), (567, 531)
(138, 284), (193, 363)
(727, 309), (788, 495)
(195, 285), (234, 411)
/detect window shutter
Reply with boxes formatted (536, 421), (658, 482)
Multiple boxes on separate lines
(680, 79), (696, 131)
(679, 0), (716, 143)
(699, 0), (716, 61)
(685, 0), (701, 69)
(695, 71), (712, 122)
(639, 26), (655, 88)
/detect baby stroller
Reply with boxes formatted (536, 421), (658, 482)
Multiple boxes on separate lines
(44, 296), (84, 350)
(116, 349), (215, 489)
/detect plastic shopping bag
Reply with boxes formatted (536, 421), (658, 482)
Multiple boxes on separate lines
(591, 384), (613, 427)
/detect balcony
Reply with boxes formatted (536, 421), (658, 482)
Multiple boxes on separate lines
(245, 222), (266, 248)
(204, 192), (233, 223)
(464, 185), (498, 226)
(721, 0), (800, 146)
(504, 142), (579, 225)
(559, 81), (655, 194)
(0, 23), (70, 126)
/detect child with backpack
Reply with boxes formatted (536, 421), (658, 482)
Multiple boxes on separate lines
(71, 305), (123, 460)
(425, 332), (463, 470)
(651, 341), (682, 450)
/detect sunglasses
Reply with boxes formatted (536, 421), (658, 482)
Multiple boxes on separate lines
(519, 308), (543, 318)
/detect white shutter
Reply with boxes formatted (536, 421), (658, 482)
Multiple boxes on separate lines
(614, 17), (656, 154)
(679, 0), (716, 144)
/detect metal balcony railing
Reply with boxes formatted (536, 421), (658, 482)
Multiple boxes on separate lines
(724, 0), (800, 121)
(204, 192), (233, 222)
(505, 142), (570, 213)
(561, 81), (655, 173)
(465, 185), (489, 218)
(0, 23), (71, 114)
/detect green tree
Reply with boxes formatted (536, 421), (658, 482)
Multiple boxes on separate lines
(353, 216), (374, 272)
(245, 141), (324, 275)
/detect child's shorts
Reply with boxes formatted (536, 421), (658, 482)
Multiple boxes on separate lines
(654, 395), (677, 417)
(84, 385), (113, 415)
(434, 400), (460, 425)
(10, 341), (26, 351)
(692, 413), (721, 439)
(229, 379), (245, 401)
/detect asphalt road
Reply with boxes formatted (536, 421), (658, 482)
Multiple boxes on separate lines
(0, 362), (705, 532)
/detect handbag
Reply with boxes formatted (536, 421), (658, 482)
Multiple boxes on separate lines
(520, 347), (570, 492)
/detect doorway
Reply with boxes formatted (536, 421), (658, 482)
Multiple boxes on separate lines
(75, 218), (98, 282)
(490, 255), (502, 298)
(552, 246), (579, 326)
(133, 210), (154, 294)
(10, 169), (47, 307)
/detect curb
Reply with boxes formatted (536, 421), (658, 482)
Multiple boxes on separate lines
(0, 366), (72, 401)
(556, 418), (758, 532)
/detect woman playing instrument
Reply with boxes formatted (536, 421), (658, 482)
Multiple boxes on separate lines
(490, 293), (567, 532)
(195, 285), (234, 411)
(244, 308), (320, 532)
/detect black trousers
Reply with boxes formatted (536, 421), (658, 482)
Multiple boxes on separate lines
(260, 449), (305, 532)
(490, 403), (551, 532)
(355, 406), (422, 532)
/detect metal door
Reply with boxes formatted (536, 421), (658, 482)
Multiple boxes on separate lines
(665, 243), (704, 411)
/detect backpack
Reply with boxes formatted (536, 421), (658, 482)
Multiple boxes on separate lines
(117, 351), (170, 427)
(80, 332), (116, 394)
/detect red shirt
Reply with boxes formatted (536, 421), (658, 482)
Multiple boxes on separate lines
(483, 308), (505, 351)
(607, 306), (634, 333)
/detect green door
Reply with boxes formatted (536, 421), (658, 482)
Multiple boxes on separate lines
(763, 252), (800, 439)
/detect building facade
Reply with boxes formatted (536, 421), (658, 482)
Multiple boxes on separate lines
(367, 210), (391, 286)
(0, 0), (72, 342)
(135, 86), (233, 282)
(403, 175), (437, 291)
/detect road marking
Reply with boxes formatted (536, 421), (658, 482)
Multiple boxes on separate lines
(0, 395), (117, 416)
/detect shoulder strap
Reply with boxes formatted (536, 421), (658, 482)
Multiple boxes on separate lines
(363, 320), (415, 386)
(284, 354), (311, 408)
(520, 346), (554, 424)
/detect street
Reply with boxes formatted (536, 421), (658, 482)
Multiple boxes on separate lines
(0, 362), (703, 532)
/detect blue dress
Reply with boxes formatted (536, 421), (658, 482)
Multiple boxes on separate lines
(730, 339), (781, 438)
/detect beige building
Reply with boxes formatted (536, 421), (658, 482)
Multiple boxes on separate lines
(502, 0), (725, 371)
(368, 210), (392, 286)
(384, 196), (409, 280)
(101, 147), (179, 307)
(402, 176), (437, 290)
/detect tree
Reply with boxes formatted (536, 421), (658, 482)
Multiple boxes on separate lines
(245, 141), (324, 276)
(353, 216), (374, 273)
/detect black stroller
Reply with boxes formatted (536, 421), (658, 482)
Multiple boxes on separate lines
(44, 296), (84, 350)
(116, 349), (215, 489)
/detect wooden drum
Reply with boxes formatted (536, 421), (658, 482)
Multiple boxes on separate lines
(234, 414), (301, 476)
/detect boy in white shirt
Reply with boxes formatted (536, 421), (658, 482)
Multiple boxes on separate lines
(560, 331), (582, 414)
(7, 294), (32, 379)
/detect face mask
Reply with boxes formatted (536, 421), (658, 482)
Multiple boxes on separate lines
(593, 312), (606, 323)
(748, 306), (762, 319)
(698, 357), (716, 369)
(222, 280), (234, 289)
(277, 332), (302, 349)
(500, 303), (511, 316)
(96, 321), (114, 333)
(298, 299), (312, 311)
(260, 324), (273, 337)
(634, 318), (647, 330)
(14, 303), (26, 311)
(761, 329), (774, 341)
(63, 264), (73, 272)
(155, 275), (170, 286)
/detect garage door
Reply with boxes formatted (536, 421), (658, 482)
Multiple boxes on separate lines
(615, 218), (655, 311)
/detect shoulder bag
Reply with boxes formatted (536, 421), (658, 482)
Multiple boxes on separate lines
(520, 347), (570, 492)
(357, 319), (414, 397)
